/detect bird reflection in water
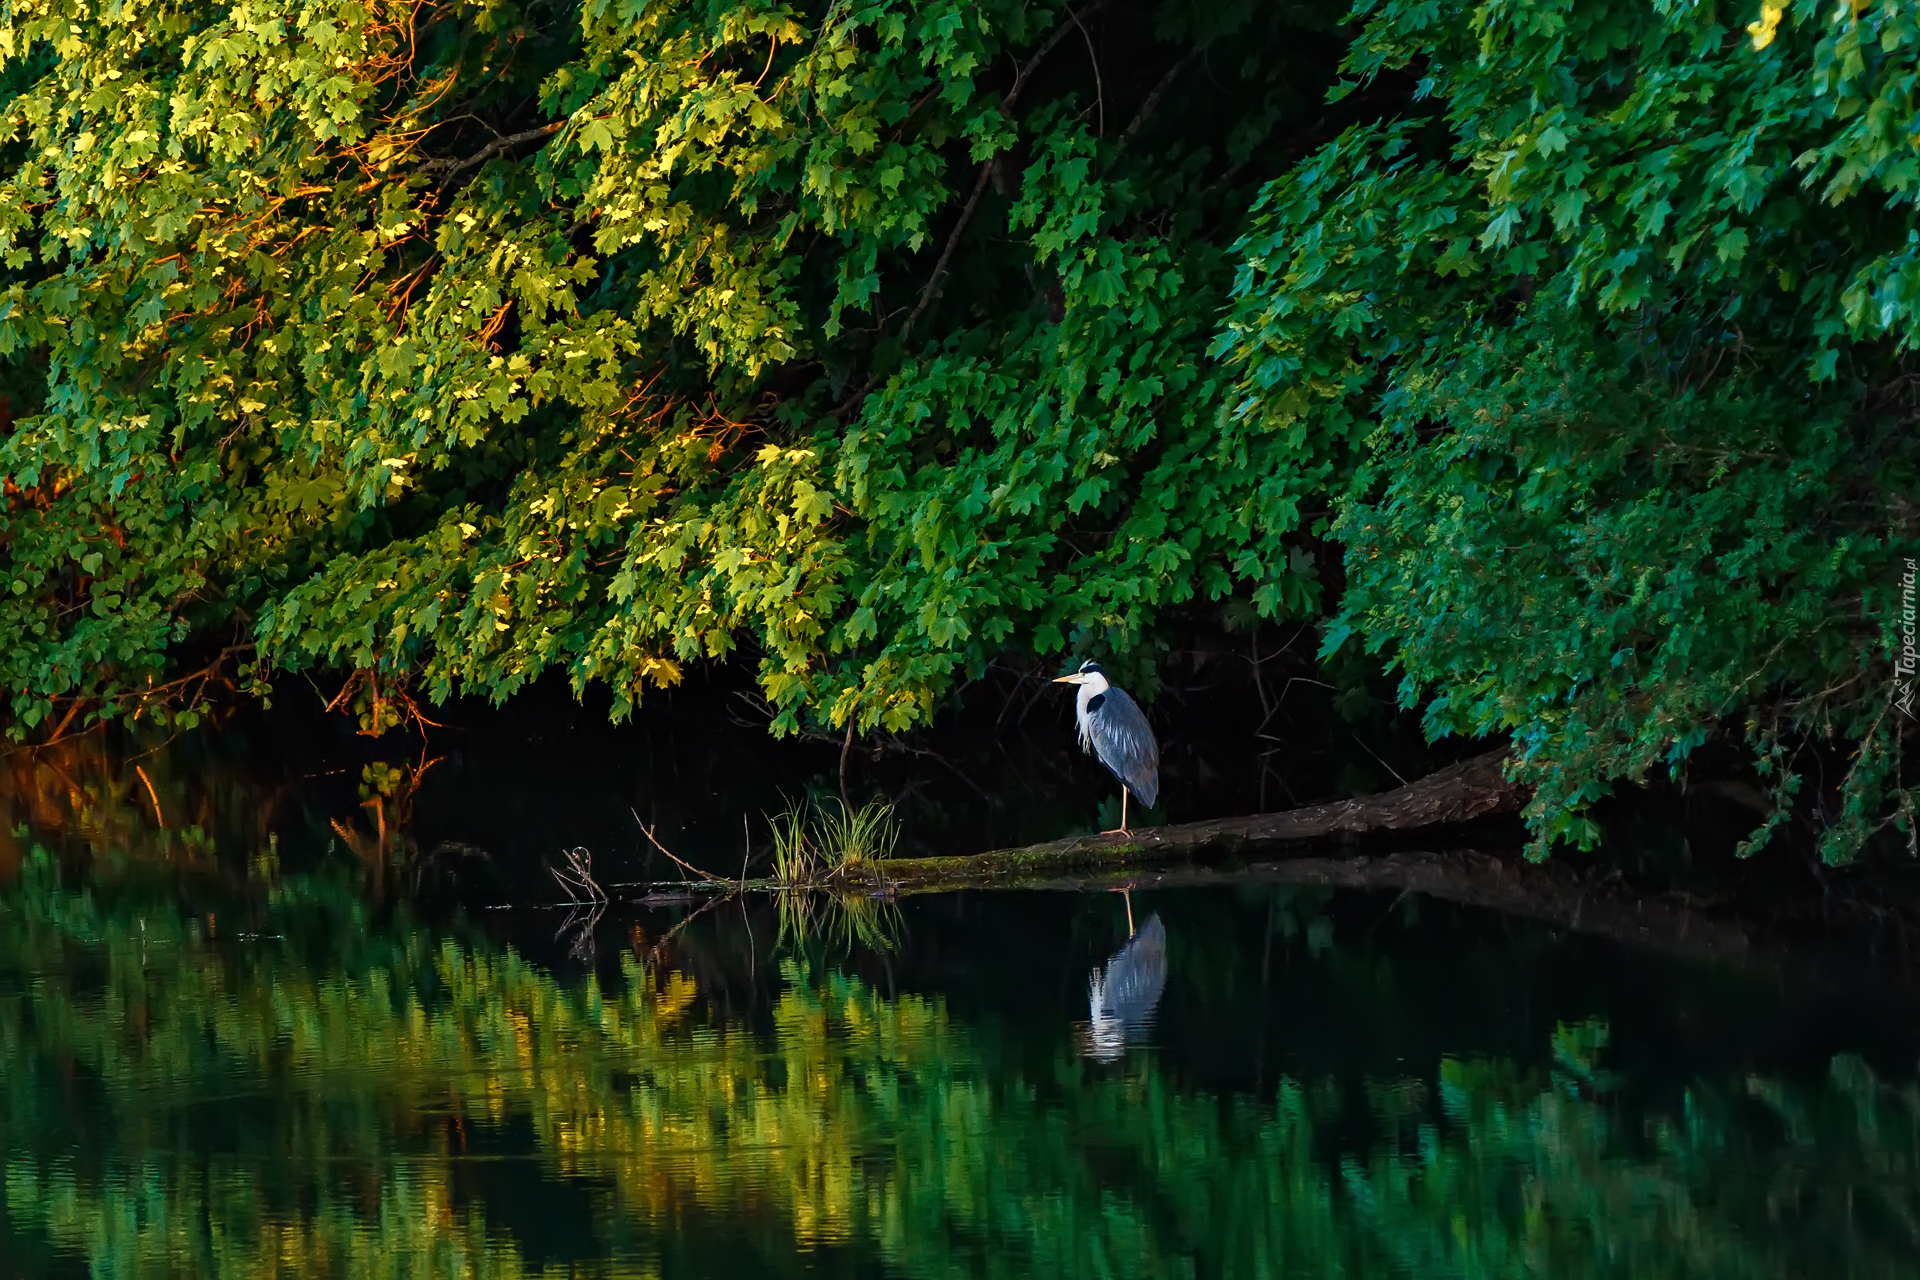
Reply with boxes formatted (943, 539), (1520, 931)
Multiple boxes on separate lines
(1078, 904), (1168, 1063)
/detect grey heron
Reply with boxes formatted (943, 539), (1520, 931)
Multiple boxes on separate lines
(1053, 660), (1160, 834)
(1083, 911), (1168, 1063)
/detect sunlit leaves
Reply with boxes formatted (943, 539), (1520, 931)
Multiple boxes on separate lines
(0, 0), (1338, 743)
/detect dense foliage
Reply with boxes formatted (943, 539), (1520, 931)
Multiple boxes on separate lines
(0, 0), (1914, 856)
(1217, 0), (1920, 858)
(0, 0), (1342, 738)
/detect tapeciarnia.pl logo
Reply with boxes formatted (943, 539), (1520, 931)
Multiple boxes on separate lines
(1899, 557), (1917, 719)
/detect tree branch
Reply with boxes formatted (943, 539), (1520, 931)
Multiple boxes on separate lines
(417, 121), (567, 178)
(1066, 7), (1104, 136)
(899, 160), (993, 342)
(834, 0), (1115, 418)
(1117, 39), (1212, 154)
(1004, 0), (1113, 114)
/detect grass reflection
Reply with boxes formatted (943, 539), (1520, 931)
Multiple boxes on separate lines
(773, 888), (904, 955)
(2, 848), (1917, 1278)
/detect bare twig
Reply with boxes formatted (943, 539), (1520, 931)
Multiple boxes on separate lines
(134, 764), (165, 828)
(1004, 0), (1113, 114)
(1067, 7), (1104, 136)
(1350, 734), (1411, 789)
(751, 34), (779, 90)
(649, 892), (733, 957)
(555, 898), (606, 964)
(548, 845), (608, 904)
(873, 733), (995, 801)
(43, 698), (83, 744)
(1257, 676), (1335, 737)
(899, 161), (993, 344)
(741, 894), (757, 984)
(839, 720), (855, 811)
(631, 808), (736, 885)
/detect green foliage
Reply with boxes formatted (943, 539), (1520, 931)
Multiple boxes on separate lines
(1216, 0), (1920, 859)
(4, 0), (1914, 862)
(0, 0), (1340, 742)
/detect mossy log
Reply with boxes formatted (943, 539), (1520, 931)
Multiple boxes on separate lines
(851, 748), (1522, 891)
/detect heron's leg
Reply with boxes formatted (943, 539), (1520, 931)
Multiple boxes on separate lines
(1121, 787), (1129, 835)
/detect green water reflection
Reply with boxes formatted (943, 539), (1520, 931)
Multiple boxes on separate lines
(3, 848), (1918, 1278)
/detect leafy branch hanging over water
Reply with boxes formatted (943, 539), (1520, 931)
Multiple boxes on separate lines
(1215, 0), (1920, 860)
(0, 0), (1344, 740)
(0, 0), (1913, 859)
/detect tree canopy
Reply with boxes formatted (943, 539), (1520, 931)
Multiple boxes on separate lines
(0, 0), (1913, 859)
(1217, 0), (1920, 859)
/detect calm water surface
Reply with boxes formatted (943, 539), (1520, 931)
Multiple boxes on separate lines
(1, 698), (1918, 1277)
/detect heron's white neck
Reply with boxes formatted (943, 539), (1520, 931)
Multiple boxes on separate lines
(1074, 671), (1111, 750)
(1086, 969), (1125, 1062)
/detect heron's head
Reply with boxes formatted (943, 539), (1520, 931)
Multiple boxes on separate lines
(1051, 659), (1106, 687)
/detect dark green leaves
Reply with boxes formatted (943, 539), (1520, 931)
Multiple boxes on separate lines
(1219, 0), (1920, 860)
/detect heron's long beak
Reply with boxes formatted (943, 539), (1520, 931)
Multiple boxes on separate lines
(1052, 674), (1085, 685)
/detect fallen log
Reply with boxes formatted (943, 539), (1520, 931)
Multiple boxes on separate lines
(848, 748), (1522, 890)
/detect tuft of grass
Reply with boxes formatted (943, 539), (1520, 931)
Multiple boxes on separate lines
(764, 798), (903, 952)
(764, 798), (898, 885)
(816, 798), (899, 871)
(769, 802), (817, 885)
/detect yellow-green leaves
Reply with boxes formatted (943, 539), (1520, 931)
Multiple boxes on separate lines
(0, 0), (1353, 750)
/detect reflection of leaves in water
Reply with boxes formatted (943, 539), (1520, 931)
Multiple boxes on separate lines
(0, 736), (226, 877)
(2, 852), (1917, 1279)
(0, 735), (484, 904)
(1552, 1017), (1624, 1094)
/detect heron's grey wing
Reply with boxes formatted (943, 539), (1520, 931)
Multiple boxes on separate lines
(1099, 914), (1167, 1028)
(1088, 687), (1159, 807)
